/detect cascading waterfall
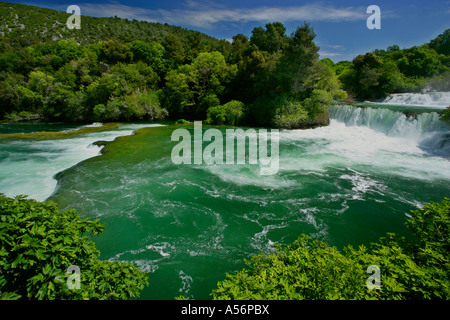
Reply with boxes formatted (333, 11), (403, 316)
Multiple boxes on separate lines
(329, 105), (448, 137)
(328, 105), (450, 157)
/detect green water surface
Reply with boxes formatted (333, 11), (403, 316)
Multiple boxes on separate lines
(46, 120), (449, 299)
(1, 105), (449, 300)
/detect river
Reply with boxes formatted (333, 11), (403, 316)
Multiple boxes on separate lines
(0, 99), (449, 299)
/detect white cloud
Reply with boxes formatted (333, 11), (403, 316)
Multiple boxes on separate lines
(78, 1), (369, 29)
(326, 44), (345, 49)
(318, 43), (346, 58)
(319, 51), (343, 57)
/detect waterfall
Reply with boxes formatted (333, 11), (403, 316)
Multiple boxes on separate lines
(380, 92), (450, 109)
(329, 105), (450, 158)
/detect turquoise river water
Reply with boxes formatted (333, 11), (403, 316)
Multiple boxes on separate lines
(0, 102), (449, 299)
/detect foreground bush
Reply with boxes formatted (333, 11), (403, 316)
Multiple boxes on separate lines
(212, 198), (450, 300)
(0, 194), (148, 300)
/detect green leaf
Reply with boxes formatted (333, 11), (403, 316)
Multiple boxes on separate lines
(0, 291), (22, 300)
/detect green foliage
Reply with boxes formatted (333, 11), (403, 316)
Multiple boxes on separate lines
(211, 197), (450, 300)
(130, 40), (167, 77)
(213, 235), (359, 300)
(340, 52), (395, 100)
(93, 91), (167, 122)
(233, 22), (343, 128)
(0, 2), (232, 123)
(406, 198), (450, 248)
(440, 106), (450, 123)
(429, 29), (450, 56)
(44, 83), (85, 121)
(0, 194), (149, 300)
(0, 2), (448, 126)
(99, 40), (133, 65)
(162, 51), (236, 119)
(122, 91), (168, 121)
(27, 71), (54, 96)
(0, 2), (228, 55)
(277, 23), (320, 99)
(93, 100), (121, 122)
(0, 48), (34, 75)
(85, 73), (123, 107)
(162, 34), (186, 68)
(250, 22), (287, 54)
(273, 98), (309, 129)
(175, 119), (190, 124)
(339, 29), (450, 99)
(206, 100), (245, 125)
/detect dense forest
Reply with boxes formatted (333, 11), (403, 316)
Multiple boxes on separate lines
(0, 2), (449, 128)
(335, 30), (450, 100)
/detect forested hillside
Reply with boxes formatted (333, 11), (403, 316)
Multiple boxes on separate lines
(0, 2), (345, 127)
(0, 2), (448, 127)
(333, 30), (450, 100)
(0, 2), (227, 50)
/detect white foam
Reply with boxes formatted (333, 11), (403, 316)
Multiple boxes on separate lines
(280, 118), (450, 181)
(0, 123), (166, 201)
(380, 92), (450, 108)
(178, 270), (194, 299)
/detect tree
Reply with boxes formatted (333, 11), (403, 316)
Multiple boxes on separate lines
(44, 83), (82, 121)
(27, 71), (54, 96)
(0, 194), (148, 300)
(228, 33), (249, 65)
(0, 74), (26, 116)
(206, 100), (245, 125)
(246, 23), (342, 128)
(340, 52), (385, 100)
(429, 29), (450, 56)
(265, 22), (287, 53)
(84, 73), (126, 108)
(272, 98), (309, 129)
(110, 62), (159, 91)
(340, 51), (413, 100)
(162, 67), (194, 118)
(162, 51), (236, 119)
(54, 40), (83, 67)
(161, 34), (186, 68)
(277, 23), (320, 99)
(99, 40), (133, 65)
(397, 46), (443, 78)
(121, 91), (167, 121)
(0, 47), (34, 75)
(130, 40), (167, 77)
(249, 27), (266, 51)
(93, 100), (121, 122)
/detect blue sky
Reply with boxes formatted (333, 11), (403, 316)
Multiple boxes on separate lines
(6, 0), (450, 62)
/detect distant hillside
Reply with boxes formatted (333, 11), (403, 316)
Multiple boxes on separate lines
(333, 29), (450, 100)
(0, 1), (230, 51)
